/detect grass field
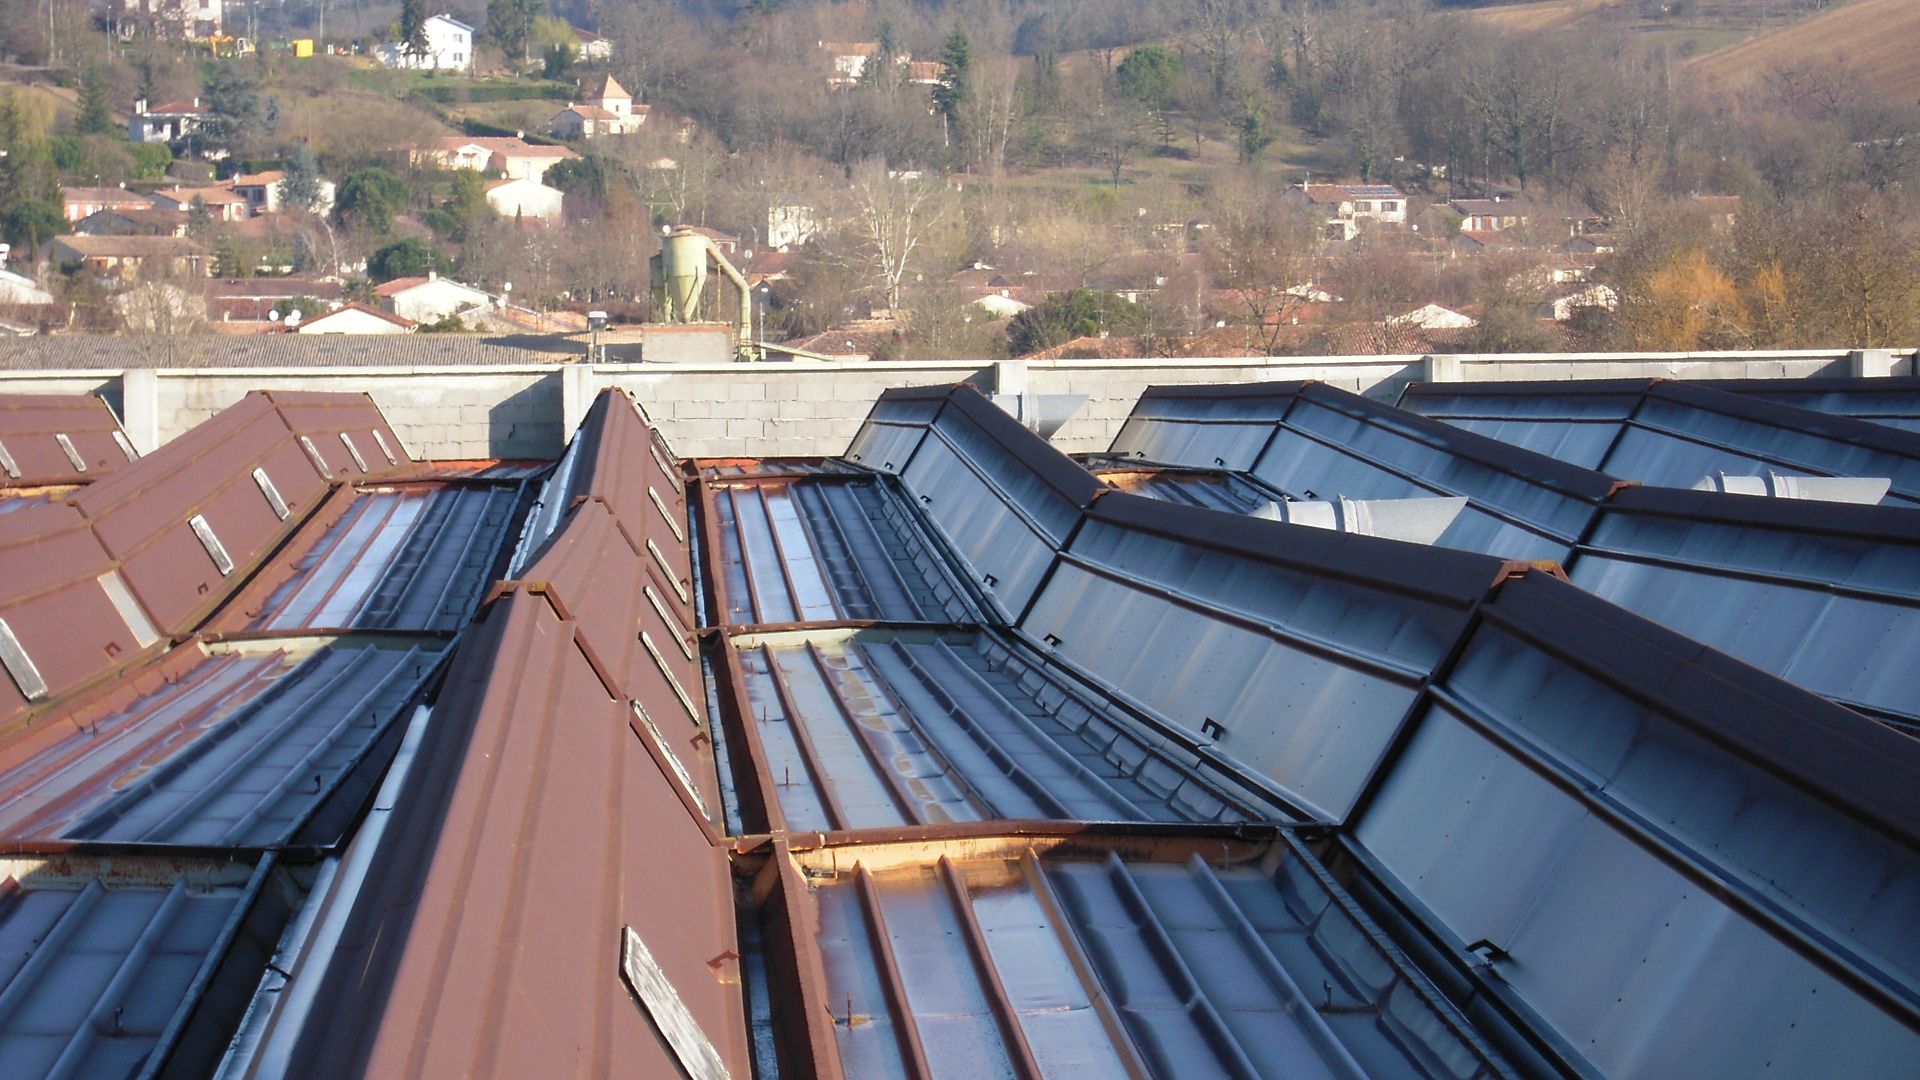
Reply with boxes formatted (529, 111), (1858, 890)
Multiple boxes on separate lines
(1689, 0), (1920, 101)
(1464, 0), (1617, 33)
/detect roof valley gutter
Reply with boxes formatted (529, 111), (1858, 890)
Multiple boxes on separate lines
(504, 437), (577, 578)
(214, 702), (436, 1080)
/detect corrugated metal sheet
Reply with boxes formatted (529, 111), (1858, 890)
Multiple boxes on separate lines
(706, 477), (973, 627)
(1022, 492), (1498, 823)
(1093, 466), (1281, 515)
(723, 628), (1268, 831)
(1401, 378), (1920, 505)
(0, 642), (440, 847)
(217, 484), (520, 633)
(281, 588), (750, 1079)
(758, 831), (1511, 1079)
(0, 394), (137, 488)
(848, 386), (1105, 620)
(1344, 570), (1920, 1076)
(1109, 382), (1612, 560)
(1702, 375), (1920, 433)
(0, 853), (293, 1080)
(255, 390), (416, 481)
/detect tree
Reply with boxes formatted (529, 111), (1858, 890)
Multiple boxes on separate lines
(367, 236), (441, 281)
(486, 0), (541, 62)
(932, 25), (972, 145)
(278, 144), (324, 215)
(1007, 288), (1147, 355)
(1117, 46), (1182, 111)
(1, 200), (66, 256)
(424, 170), (490, 241)
(830, 161), (953, 314)
(401, 0), (431, 59)
(543, 40), (577, 80)
(333, 167), (410, 234)
(74, 66), (113, 136)
(201, 65), (270, 157)
(1206, 172), (1318, 354)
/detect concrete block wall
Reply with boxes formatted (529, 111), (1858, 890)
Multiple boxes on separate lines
(0, 346), (1907, 461)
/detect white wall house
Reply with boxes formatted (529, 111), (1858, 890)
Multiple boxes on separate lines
(485, 178), (564, 224)
(297, 303), (415, 334)
(767, 202), (819, 249)
(1283, 183), (1409, 242)
(378, 14), (474, 72)
(374, 272), (494, 324)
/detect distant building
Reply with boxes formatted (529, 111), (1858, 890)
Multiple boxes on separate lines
(49, 235), (212, 279)
(1389, 303), (1478, 331)
(1544, 283), (1619, 322)
(378, 14), (473, 72)
(296, 302), (416, 334)
(819, 41), (882, 87)
(62, 186), (154, 224)
(0, 268), (55, 306)
(550, 75), (647, 139)
(416, 137), (580, 182)
(146, 184), (249, 223)
(1691, 194), (1743, 229)
(1282, 183), (1408, 242)
(374, 272), (494, 324)
(766, 201), (819, 249)
(1450, 197), (1531, 233)
(484, 177), (565, 224)
(111, 0), (221, 40)
(74, 207), (191, 237)
(572, 26), (612, 63)
(128, 99), (208, 146)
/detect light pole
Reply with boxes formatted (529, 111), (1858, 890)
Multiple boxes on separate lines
(587, 310), (607, 363)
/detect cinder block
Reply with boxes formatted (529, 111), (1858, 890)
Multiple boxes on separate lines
(724, 418), (763, 439)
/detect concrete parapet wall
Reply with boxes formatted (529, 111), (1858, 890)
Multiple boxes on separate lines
(0, 347), (1902, 460)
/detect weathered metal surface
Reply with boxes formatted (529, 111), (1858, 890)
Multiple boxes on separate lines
(1348, 569), (1920, 1077)
(731, 628), (1263, 832)
(1400, 378), (1920, 505)
(1108, 382), (1610, 560)
(847, 385), (1105, 620)
(768, 835), (1508, 1080)
(282, 589), (750, 1078)
(1701, 375), (1920, 434)
(66, 394), (332, 636)
(219, 485), (520, 633)
(1021, 492), (1497, 822)
(0, 856), (280, 1080)
(0, 502), (161, 727)
(561, 390), (695, 621)
(702, 458), (862, 480)
(257, 390), (415, 480)
(0, 394), (136, 488)
(0, 643), (438, 847)
(709, 478), (972, 628)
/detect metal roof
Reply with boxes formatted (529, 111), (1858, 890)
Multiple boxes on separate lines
(0, 394), (137, 487)
(1701, 375), (1920, 433)
(1399, 377), (1920, 505)
(1108, 380), (1920, 734)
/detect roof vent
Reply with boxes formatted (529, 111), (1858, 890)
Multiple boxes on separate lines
(1693, 471), (1890, 505)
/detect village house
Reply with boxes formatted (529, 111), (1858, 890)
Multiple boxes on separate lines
(1450, 197), (1531, 233)
(375, 272), (493, 324)
(378, 14), (473, 72)
(1282, 183), (1408, 242)
(819, 42), (883, 88)
(1390, 303), (1479, 331)
(416, 137), (580, 183)
(73, 207), (191, 237)
(295, 303), (415, 334)
(550, 75), (648, 139)
(766, 200), (819, 249)
(571, 26), (613, 63)
(62, 187), (155, 223)
(229, 170), (336, 216)
(49, 235), (212, 279)
(145, 184), (249, 222)
(688, 226), (741, 257)
(111, 0), (221, 40)
(128, 99), (208, 146)
(0, 266), (55, 306)
(205, 277), (346, 327)
(484, 177), (565, 224)
(1543, 283), (1619, 322)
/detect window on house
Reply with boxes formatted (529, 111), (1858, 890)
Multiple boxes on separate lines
(1356, 201), (1372, 212)
(1383, 201), (1399, 212)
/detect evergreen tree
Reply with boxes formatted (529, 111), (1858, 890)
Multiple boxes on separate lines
(932, 25), (971, 139)
(201, 66), (267, 156)
(75, 67), (114, 136)
(486, 0), (541, 63)
(401, 0), (431, 59)
(279, 144), (323, 214)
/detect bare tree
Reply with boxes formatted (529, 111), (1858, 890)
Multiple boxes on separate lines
(1206, 172), (1319, 354)
(828, 160), (954, 315)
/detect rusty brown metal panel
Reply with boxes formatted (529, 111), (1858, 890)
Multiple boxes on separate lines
(261, 390), (416, 478)
(519, 498), (719, 821)
(572, 391), (695, 624)
(68, 395), (330, 635)
(288, 589), (751, 1079)
(0, 394), (135, 487)
(0, 502), (158, 728)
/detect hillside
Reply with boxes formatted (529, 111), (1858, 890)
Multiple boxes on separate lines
(1689, 0), (1920, 101)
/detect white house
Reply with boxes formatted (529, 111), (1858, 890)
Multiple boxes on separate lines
(378, 14), (474, 72)
(1546, 283), (1619, 322)
(374, 272), (493, 323)
(416, 137), (579, 182)
(767, 200), (819, 249)
(485, 177), (564, 223)
(112, 0), (222, 40)
(549, 74), (647, 139)
(572, 26), (612, 63)
(972, 293), (1029, 319)
(129, 98), (208, 145)
(228, 170), (337, 215)
(0, 268), (55, 306)
(1283, 183), (1408, 242)
(1389, 303), (1478, 331)
(296, 302), (416, 334)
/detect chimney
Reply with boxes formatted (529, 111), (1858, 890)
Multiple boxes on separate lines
(192, 97), (200, 108)
(428, 270), (437, 281)
(134, 99), (147, 115)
